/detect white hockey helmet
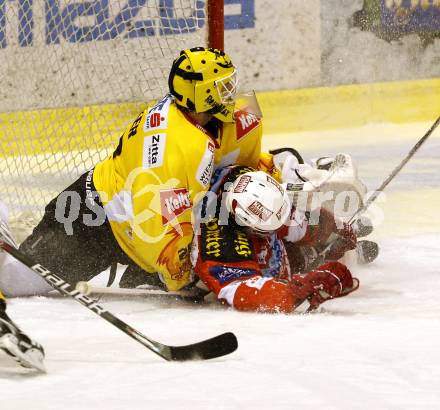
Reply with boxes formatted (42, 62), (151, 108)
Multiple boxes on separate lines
(225, 171), (291, 233)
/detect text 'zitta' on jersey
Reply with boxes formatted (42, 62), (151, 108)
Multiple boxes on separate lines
(143, 134), (166, 169)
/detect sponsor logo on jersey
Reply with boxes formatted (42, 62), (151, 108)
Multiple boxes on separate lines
(196, 141), (215, 187)
(209, 265), (256, 285)
(233, 229), (253, 257)
(143, 133), (166, 169)
(233, 175), (251, 193)
(144, 96), (171, 132)
(160, 188), (192, 225)
(247, 201), (273, 222)
(235, 109), (260, 141)
(201, 218), (254, 262)
(204, 219), (223, 258)
(157, 223), (194, 283)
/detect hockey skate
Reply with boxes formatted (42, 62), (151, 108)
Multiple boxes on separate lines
(356, 240), (379, 265)
(351, 216), (379, 264)
(326, 217), (379, 266)
(352, 216), (374, 238)
(0, 301), (45, 372)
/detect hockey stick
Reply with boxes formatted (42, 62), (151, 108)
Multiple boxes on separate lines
(348, 115), (440, 224)
(0, 235), (238, 361)
(75, 281), (210, 302)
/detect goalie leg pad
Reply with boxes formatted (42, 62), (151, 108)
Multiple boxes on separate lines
(18, 170), (132, 288)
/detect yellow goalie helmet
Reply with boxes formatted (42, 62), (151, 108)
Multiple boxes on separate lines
(168, 47), (238, 123)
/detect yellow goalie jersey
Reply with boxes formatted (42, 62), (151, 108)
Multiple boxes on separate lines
(93, 94), (262, 290)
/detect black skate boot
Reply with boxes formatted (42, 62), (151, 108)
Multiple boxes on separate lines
(352, 216), (374, 238)
(356, 240), (379, 265)
(0, 299), (45, 372)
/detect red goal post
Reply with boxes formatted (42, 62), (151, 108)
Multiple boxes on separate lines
(208, 0), (224, 50)
(0, 0), (225, 238)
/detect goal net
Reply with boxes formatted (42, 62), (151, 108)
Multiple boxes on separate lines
(0, 0), (221, 240)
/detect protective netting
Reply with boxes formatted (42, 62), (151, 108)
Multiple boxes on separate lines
(0, 0), (208, 239)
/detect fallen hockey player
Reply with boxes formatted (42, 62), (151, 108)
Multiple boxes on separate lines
(192, 164), (362, 313)
(74, 153), (376, 309)
(0, 151), (377, 303)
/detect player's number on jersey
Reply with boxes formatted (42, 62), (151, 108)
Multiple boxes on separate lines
(113, 112), (143, 158)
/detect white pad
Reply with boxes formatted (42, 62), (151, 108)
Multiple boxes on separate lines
(283, 153), (368, 221)
(0, 200), (9, 223)
(0, 199), (53, 297)
(0, 253), (53, 297)
(309, 154), (367, 219)
(280, 154), (302, 183)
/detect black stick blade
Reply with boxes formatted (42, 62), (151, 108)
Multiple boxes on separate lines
(167, 332), (238, 361)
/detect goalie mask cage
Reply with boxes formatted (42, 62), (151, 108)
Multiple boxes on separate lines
(0, 0), (223, 239)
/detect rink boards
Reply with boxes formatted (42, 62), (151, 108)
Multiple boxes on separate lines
(0, 78), (439, 240)
(1, 77), (440, 157)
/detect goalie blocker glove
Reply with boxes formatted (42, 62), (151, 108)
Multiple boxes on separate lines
(0, 297), (45, 372)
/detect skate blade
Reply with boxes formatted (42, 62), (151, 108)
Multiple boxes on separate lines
(1, 335), (46, 373)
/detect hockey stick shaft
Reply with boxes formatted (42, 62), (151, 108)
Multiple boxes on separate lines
(348, 115), (440, 224)
(75, 281), (209, 300)
(76, 282), (187, 296)
(0, 239), (237, 361)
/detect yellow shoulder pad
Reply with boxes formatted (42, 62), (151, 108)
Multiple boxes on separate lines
(257, 152), (282, 182)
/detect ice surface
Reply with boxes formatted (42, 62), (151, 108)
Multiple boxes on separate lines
(1, 121), (440, 409)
